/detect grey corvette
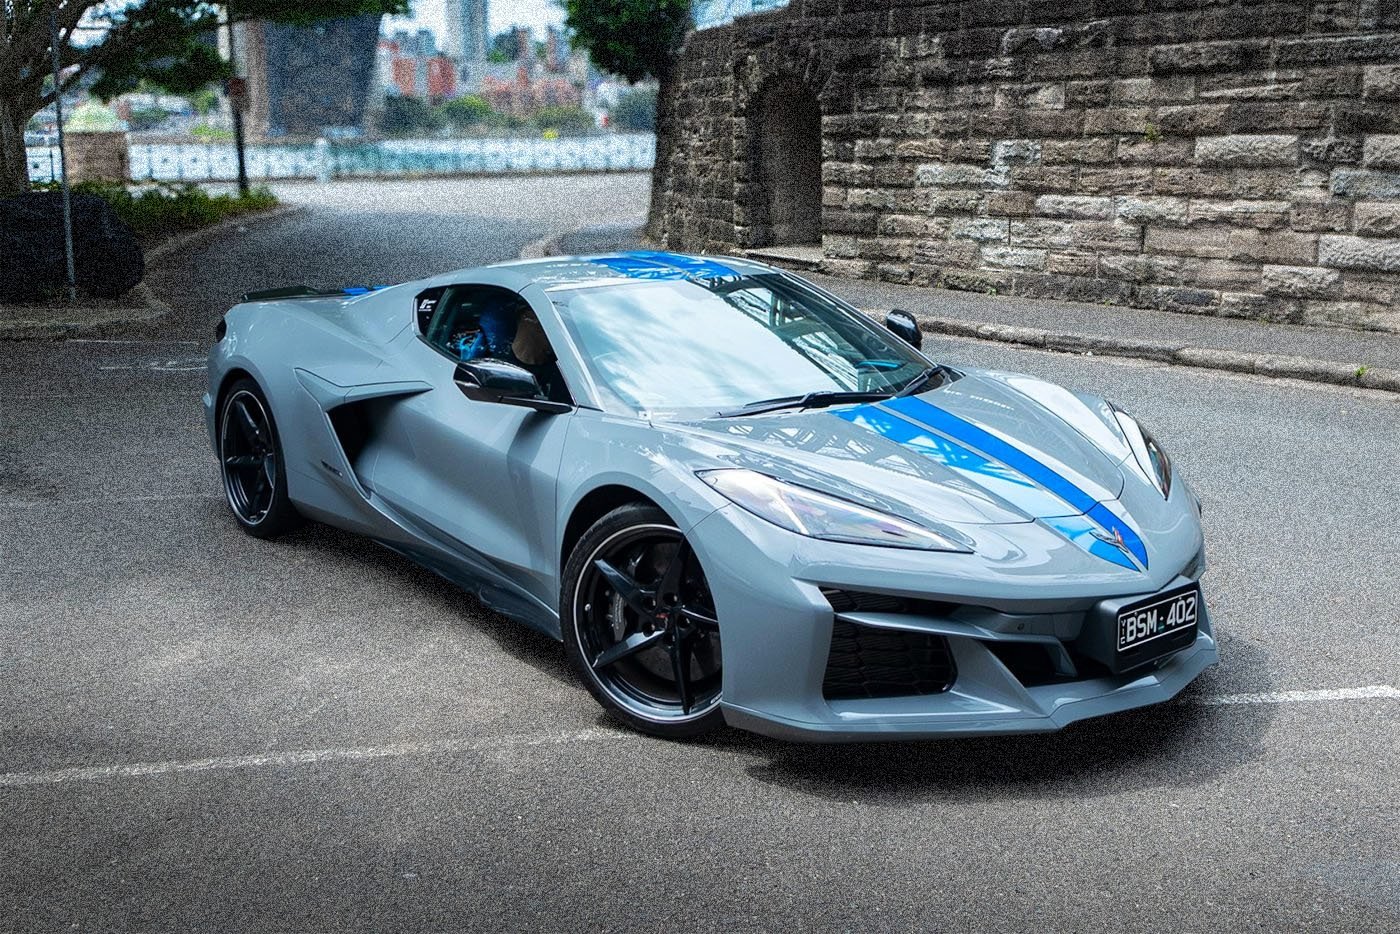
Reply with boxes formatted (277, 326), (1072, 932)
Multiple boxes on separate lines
(205, 250), (1217, 740)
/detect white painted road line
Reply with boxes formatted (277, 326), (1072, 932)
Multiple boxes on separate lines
(0, 728), (633, 789)
(0, 493), (222, 509)
(0, 687), (1395, 790)
(1190, 685), (1400, 706)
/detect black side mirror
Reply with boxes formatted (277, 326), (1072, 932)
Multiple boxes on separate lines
(454, 360), (570, 414)
(885, 309), (922, 350)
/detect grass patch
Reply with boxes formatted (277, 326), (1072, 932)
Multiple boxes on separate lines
(33, 181), (278, 240)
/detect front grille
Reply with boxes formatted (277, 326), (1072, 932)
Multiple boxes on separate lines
(822, 618), (957, 700)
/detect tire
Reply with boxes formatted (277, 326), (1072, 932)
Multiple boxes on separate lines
(217, 378), (302, 539)
(562, 503), (725, 739)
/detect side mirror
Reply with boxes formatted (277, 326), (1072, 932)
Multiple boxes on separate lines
(885, 309), (922, 350)
(454, 360), (570, 414)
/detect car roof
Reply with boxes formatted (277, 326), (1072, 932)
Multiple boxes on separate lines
(466, 251), (782, 293)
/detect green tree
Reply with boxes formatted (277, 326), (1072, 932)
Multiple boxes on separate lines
(436, 94), (494, 131)
(610, 86), (656, 132)
(531, 105), (594, 136)
(488, 29), (517, 63)
(0, 1), (406, 198)
(379, 94), (441, 137)
(562, 0), (691, 237)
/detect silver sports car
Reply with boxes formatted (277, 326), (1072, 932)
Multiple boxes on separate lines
(205, 251), (1217, 740)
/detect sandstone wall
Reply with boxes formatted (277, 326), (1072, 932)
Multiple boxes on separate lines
(657, 0), (1400, 331)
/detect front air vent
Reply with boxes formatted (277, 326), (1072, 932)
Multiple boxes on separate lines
(822, 618), (956, 700)
(820, 588), (958, 618)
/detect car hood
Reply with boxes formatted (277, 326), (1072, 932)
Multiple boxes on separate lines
(671, 369), (1134, 530)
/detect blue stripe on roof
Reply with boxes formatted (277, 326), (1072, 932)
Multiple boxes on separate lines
(591, 255), (691, 280)
(884, 396), (1148, 568)
(591, 251), (738, 281)
(626, 251), (738, 279)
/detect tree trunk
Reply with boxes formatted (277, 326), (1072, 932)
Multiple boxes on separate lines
(644, 70), (677, 245)
(0, 94), (34, 200)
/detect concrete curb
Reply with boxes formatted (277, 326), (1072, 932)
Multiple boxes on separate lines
(0, 204), (303, 342)
(144, 203), (304, 267)
(909, 312), (1400, 395)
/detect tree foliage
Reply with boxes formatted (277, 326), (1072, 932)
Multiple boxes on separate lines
(0, 0), (405, 195)
(561, 0), (691, 83)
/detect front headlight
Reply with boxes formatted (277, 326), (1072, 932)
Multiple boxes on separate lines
(697, 469), (970, 552)
(1112, 407), (1172, 499)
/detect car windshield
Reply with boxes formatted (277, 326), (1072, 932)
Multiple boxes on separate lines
(550, 273), (930, 418)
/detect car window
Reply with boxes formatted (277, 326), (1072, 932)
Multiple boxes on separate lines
(550, 273), (928, 418)
(416, 284), (573, 404)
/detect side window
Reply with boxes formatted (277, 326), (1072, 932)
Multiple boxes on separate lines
(414, 283), (573, 404)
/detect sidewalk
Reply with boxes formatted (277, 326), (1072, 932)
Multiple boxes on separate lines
(547, 224), (1400, 394)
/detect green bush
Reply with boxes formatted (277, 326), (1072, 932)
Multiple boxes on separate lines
(436, 95), (495, 130)
(35, 181), (279, 239)
(190, 123), (234, 141)
(531, 105), (595, 136)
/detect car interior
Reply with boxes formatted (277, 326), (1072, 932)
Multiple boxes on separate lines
(418, 284), (571, 404)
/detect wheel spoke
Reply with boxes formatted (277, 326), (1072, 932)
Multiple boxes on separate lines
(680, 605), (719, 631)
(224, 454), (260, 468)
(657, 538), (691, 600)
(591, 630), (665, 670)
(670, 628), (694, 714)
(593, 558), (654, 617)
(262, 454), (276, 489)
(233, 398), (266, 445)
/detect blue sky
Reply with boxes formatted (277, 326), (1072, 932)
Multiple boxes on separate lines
(386, 0), (567, 42)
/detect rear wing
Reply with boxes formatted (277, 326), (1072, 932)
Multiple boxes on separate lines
(240, 284), (391, 302)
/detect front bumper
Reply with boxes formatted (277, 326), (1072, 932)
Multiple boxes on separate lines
(689, 504), (1218, 742)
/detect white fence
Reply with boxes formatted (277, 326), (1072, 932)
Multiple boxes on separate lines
(26, 133), (656, 184)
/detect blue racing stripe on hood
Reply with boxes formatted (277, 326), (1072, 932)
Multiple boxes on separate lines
(884, 396), (1147, 568)
(833, 405), (1070, 519)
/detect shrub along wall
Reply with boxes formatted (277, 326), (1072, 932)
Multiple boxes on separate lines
(655, 0), (1400, 331)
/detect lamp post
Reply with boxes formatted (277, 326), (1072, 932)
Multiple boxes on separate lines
(49, 10), (77, 303)
(223, 11), (250, 195)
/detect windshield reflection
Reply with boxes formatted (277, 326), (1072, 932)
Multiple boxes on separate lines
(552, 273), (927, 417)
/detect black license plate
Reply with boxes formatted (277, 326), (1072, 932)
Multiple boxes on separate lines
(1117, 585), (1199, 653)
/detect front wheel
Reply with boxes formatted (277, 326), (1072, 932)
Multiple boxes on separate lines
(562, 504), (724, 739)
(218, 378), (302, 538)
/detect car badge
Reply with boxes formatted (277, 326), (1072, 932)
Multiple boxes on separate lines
(1091, 527), (1131, 557)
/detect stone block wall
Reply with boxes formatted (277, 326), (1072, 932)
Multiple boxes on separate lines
(64, 132), (130, 184)
(656, 0), (1400, 331)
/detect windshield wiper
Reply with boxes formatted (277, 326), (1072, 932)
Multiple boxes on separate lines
(894, 365), (948, 397)
(715, 390), (892, 418)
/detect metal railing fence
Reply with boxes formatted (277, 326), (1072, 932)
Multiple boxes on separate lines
(25, 133), (656, 184)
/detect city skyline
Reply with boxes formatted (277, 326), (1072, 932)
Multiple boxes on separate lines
(386, 0), (566, 45)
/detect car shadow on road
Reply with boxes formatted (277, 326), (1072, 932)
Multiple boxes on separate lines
(728, 638), (1276, 804)
(285, 521), (578, 689)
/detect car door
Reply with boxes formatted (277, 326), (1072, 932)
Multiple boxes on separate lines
(362, 282), (572, 611)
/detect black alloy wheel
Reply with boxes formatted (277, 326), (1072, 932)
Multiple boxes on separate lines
(563, 504), (724, 738)
(218, 378), (301, 538)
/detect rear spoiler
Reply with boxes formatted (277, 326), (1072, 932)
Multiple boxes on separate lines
(240, 284), (391, 302)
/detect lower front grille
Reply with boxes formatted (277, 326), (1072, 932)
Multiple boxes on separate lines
(822, 618), (957, 700)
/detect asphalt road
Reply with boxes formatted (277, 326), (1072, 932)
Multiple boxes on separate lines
(1, 178), (1397, 932)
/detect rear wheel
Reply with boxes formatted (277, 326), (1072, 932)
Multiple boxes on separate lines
(562, 504), (724, 739)
(218, 378), (302, 538)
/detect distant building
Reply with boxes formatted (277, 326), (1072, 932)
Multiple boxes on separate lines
(443, 0), (489, 62)
(381, 29), (457, 101)
(482, 63), (582, 117)
(240, 15), (381, 138)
